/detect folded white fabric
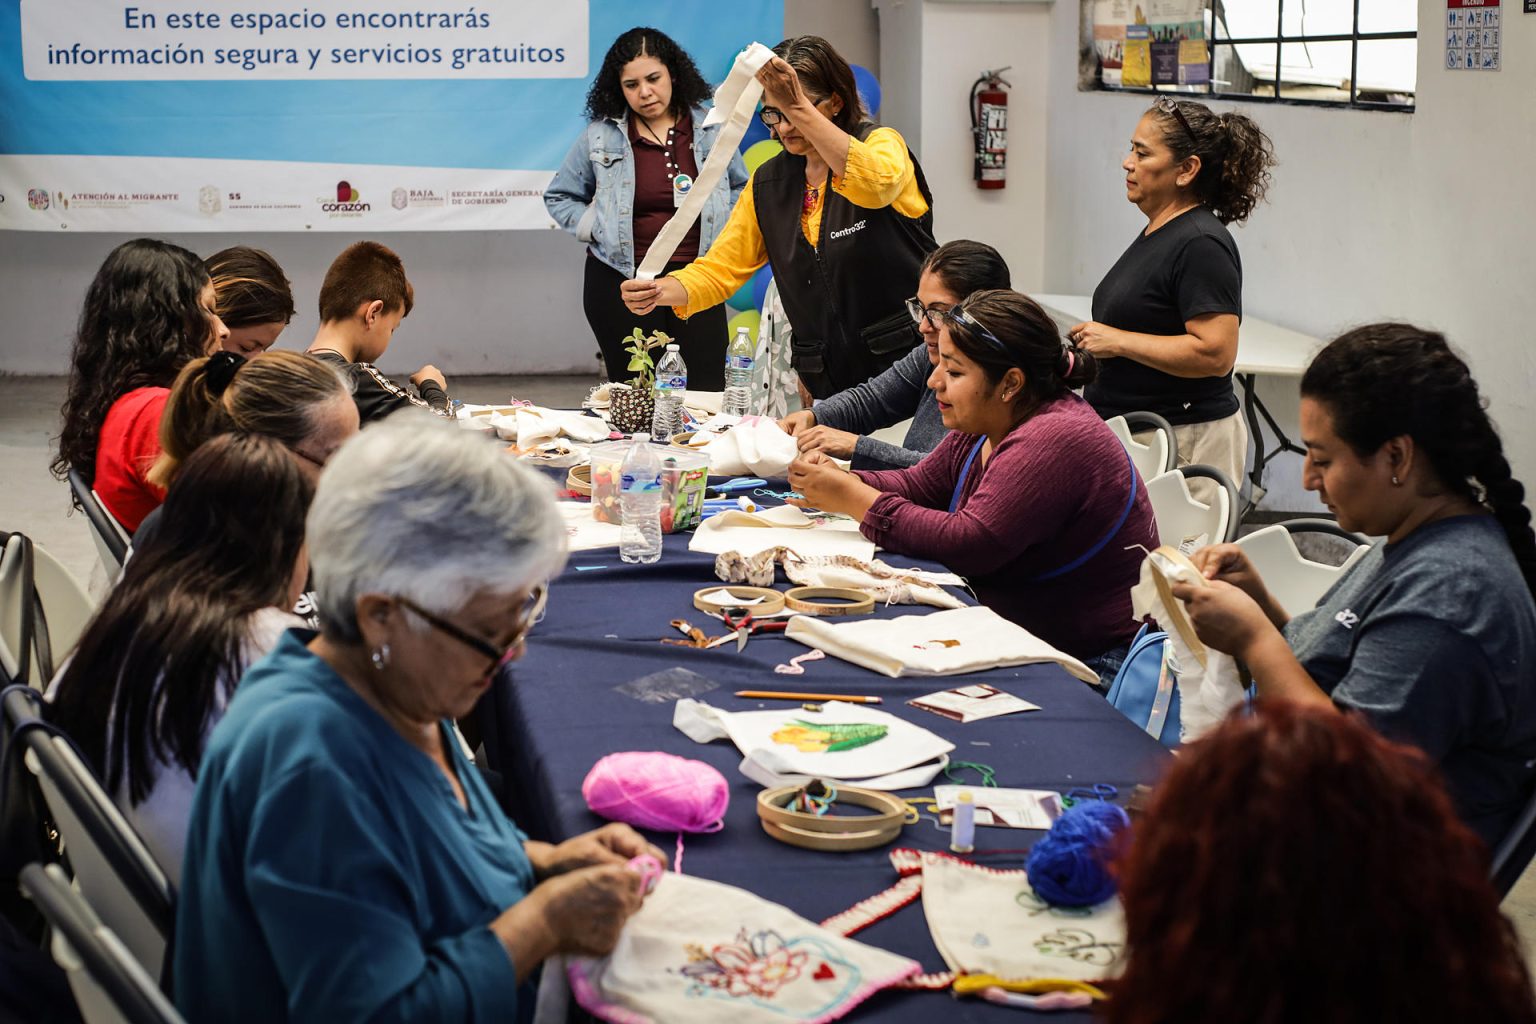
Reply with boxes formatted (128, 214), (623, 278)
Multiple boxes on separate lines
(566, 872), (918, 1024)
(785, 606), (1098, 684)
(486, 406), (612, 447)
(1128, 548), (1245, 741)
(690, 506), (876, 560)
(674, 698), (953, 790)
(713, 548), (965, 609)
(557, 501), (623, 552)
(686, 415), (799, 477)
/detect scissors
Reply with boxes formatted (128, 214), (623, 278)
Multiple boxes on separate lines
(1061, 783), (1118, 807)
(721, 608), (789, 652)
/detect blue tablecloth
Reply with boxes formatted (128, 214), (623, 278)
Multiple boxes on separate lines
(483, 502), (1171, 1022)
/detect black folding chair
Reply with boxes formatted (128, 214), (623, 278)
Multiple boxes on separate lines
(19, 862), (184, 1024)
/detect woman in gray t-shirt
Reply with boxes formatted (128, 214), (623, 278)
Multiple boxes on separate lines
(1170, 323), (1536, 848)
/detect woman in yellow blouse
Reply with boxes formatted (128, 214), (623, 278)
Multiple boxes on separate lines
(621, 36), (936, 398)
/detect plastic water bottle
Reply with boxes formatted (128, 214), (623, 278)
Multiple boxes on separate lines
(619, 433), (664, 564)
(651, 344), (687, 441)
(722, 326), (755, 416)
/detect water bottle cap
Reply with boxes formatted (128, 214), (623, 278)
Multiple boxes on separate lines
(665, 343), (680, 351)
(633, 432), (650, 442)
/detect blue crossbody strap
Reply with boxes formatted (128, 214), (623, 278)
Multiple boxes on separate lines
(1031, 444), (1139, 582)
(948, 436), (987, 514)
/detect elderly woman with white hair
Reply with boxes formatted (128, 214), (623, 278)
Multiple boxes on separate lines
(173, 414), (662, 1023)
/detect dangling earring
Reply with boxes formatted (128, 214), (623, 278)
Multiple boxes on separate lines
(371, 643), (391, 670)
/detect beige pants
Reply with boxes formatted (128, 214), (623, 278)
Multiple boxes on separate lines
(1135, 410), (1249, 509)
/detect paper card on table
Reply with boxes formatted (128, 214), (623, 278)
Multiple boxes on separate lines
(907, 683), (1039, 723)
(616, 667), (720, 705)
(558, 501), (623, 551)
(933, 785), (1063, 830)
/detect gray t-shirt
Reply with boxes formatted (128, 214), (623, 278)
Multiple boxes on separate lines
(1284, 515), (1536, 847)
(812, 344), (948, 471)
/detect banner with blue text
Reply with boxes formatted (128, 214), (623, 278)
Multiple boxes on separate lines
(0, 0), (781, 231)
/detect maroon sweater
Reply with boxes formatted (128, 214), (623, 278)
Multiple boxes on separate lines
(855, 393), (1156, 658)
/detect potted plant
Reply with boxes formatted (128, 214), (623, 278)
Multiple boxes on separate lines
(608, 327), (672, 434)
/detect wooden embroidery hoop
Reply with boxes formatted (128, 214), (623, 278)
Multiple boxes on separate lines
(758, 783), (910, 851)
(1148, 545), (1209, 668)
(693, 586), (787, 616)
(784, 587), (876, 617)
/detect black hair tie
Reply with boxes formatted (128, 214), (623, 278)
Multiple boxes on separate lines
(205, 350), (245, 397)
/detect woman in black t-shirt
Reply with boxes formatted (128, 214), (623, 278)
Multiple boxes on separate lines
(1069, 98), (1275, 492)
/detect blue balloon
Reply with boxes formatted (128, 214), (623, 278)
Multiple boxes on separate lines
(852, 65), (881, 118)
(739, 116), (771, 151)
(750, 265), (774, 311)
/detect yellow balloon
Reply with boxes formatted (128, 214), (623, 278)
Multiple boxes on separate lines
(727, 309), (762, 340)
(742, 139), (783, 175)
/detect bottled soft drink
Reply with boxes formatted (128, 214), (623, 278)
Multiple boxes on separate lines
(619, 433), (664, 564)
(722, 326), (755, 416)
(651, 344), (687, 440)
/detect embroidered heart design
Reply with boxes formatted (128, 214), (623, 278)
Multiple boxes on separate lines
(813, 962), (835, 981)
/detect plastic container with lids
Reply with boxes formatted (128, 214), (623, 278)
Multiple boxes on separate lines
(589, 441), (709, 533)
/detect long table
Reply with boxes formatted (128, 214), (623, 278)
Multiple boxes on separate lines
(481, 515), (1172, 1022)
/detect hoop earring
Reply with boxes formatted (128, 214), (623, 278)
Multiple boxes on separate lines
(371, 644), (391, 670)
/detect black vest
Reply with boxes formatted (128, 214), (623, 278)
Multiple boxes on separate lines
(753, 123), (937, 398)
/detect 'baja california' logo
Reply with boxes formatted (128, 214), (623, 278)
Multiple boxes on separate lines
(322, 180), (370, 213)
(27, 188), (49, 211)
(198, 186), (221, 216)
(391, 187), (408, 210)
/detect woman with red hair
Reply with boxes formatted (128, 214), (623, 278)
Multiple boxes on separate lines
(1110, 701), (1536, 1024)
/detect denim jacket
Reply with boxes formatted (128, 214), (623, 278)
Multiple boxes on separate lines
(544, 105), (748, 278)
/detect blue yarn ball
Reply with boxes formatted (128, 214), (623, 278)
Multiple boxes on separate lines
(1025, 801), (1131, 908)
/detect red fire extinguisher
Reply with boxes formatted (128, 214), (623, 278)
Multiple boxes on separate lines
(971, 67), (1011, 190)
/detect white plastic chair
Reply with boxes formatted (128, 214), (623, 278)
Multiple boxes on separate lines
(1236, 522), (1368, 618)
(0, 533), (95, 687)
(1146, 465), (1238, 551)
(1105, 412), (1177, 482)
(68, 469), (131, 581)
(20, 863), (185, 1024)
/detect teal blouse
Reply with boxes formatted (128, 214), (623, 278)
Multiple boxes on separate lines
(175, 630), (536, 1023)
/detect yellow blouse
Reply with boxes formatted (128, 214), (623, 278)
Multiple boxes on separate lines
(669, 127), (929, 317)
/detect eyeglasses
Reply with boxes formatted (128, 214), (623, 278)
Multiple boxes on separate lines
(396, 584), (548, 669)
(904, 296), (954, 330)
(1154, 95), (1196, 142)
(759, 96), (831, 127)
(937, 305), (1010, 357)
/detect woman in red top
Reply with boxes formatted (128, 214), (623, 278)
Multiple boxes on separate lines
(52, 239), (229, 531)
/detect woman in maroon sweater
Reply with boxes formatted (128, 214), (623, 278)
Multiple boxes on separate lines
(789, 289), (1156, 675)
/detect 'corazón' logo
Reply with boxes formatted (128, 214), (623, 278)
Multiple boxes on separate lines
(322, 180), (370, 213)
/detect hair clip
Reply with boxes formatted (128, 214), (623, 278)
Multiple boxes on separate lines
(205, 350), (246, 396)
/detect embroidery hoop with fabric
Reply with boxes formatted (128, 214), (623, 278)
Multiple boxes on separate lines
(1146, 546), (1208, 668)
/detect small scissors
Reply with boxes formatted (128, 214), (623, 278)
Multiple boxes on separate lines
(721, 608), (789, 652)
(1061, 783), (1118, 808)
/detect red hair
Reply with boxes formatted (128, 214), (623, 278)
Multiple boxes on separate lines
(1108, 701), (1535, 1024)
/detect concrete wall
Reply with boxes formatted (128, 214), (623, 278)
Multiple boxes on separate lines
(1040, 0), (1536, 511)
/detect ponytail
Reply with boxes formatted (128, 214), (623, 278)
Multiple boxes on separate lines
(1148, 101), (1276, 225)
(150, 354), (237, 489)
(1301, 323), (1536, 599)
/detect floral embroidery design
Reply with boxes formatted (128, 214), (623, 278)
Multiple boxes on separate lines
(1033, 928), (1124, 967)
(679, 929), (810, 999)
(1015, 890), (1095, 919)
(771, 721), (889, 753)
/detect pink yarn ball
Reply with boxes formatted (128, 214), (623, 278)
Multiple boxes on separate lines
(582, 752), (728, 834)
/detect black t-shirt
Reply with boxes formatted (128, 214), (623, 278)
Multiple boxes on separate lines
(310, 349), (438, 424)
(1083, 206), (1241, 424)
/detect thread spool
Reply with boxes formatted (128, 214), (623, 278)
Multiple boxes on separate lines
(951, 791), (976, 853)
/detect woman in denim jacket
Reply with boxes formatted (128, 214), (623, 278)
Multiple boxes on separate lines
(546, 28), (748, 390)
